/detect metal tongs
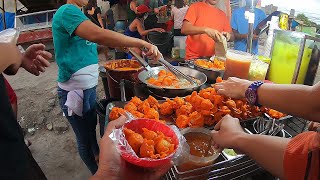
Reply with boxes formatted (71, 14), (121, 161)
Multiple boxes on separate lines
(129, 48), (198, 86)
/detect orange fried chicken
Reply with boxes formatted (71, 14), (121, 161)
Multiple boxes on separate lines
(176, 115), (190, 129)
(159, 101), (174, 116)
(124, 128), (144, 154)
(109, 107), (125, 121)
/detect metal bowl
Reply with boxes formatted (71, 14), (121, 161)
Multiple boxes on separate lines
(187, 59), (225, 84)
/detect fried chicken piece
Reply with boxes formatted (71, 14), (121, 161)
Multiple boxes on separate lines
(146, 96), (159, 110)
(159, 101), (174, 116)
(268, 109), (286, 119)
(140, 139), (157, 158)
(158, 70), (167, 77)
(173, 97), (185, 109)
(155, 137), (175, 157)
(185, 95), (191, 103)
(142, 128), (158, 140)
(213, 111), (224, 123)
(162, 76), (174, 86)
(130, 96), (143, 107)
(130, 110), (144, 118)
(144, 108), (160, 120)
(176, 103), (193, 117)
(123, 128), (144, 155)
(124, 102), (138, 112)
(176, 115), (190, 128)
(109, 107), (125, 121)
(138, 100), (151, 114)
(226, 99), (237, 109)
(213, 95), (224, 105)
(189, 111), (205, 127)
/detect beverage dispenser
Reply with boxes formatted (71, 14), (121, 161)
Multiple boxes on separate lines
(268, 30), (320, 85)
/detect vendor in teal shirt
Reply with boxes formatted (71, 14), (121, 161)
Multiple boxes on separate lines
(52, 0), (161, 175)
(231, 0), (266, 54)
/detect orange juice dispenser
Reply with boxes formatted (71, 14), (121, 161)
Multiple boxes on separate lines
(268, 30), (320, 85)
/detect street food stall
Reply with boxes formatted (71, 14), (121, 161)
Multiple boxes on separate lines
(100, 1), (320, 179)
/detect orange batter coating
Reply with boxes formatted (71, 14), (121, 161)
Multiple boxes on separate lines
(159, 101), (174, 116)
(175, 103), (193, 117)
(124, 128), (144, 155)
(195, 59), (225, 70)
(130, 96), (143, 107)
(109, 107), (126, 121)
(124, 128), (175, 159)
(142, 128), (158, 140)
(130, 110), (145, 118)
(124, 102), (138, 112)
(176, 115), (190, 129)
(146, 96), (159, 110)
(204, 116), (215, 126)
(188, 111), (205, 128)
(140, 139), (157, 159)
(144, 108), (160, 120)
(138, 100), (151, 114)
(172, 97), (185, 109)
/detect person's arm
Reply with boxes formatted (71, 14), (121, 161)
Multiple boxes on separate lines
(130, 0), (137, 13)
(75, 20), (159, 57)
(0, 43), (22, 74)
(211, 115), (288, 179)
(135, 21), (165, 36)
(181, 21), (223, 42)
(233, 29), (247, 40)
(214, 77), (320, 122)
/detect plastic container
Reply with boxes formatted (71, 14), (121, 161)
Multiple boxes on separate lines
(248, 58), (269, 81)
(179, 37), (187, 59)
(224, 50), (253, 80)
(177, 128), (220, 172)
(109, 118), (188, 168)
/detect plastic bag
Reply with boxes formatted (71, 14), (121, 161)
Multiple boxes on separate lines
(0, 28), (20, 44)
(109, 113), (189, 168)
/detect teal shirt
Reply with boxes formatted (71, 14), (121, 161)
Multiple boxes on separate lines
(52, 4), (98, 82)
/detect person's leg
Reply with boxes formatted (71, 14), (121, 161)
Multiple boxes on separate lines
(83, 87), (99, 161)
(57, 88), (98, 174)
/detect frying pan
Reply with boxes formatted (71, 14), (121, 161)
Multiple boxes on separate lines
(138, 66), (207, 98)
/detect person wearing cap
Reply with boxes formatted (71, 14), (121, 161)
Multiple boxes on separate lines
(124, 5), (165, 39)
(124, 5), (165, 58)
(181, 0), (234, 60)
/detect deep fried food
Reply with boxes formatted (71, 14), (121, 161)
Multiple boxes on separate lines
(109, 107), (126, 121)
(195, 59), (225, 70)
(124, 127), (175, 159)
(176, 103), (193, 117)
(176, 115), (190, 129)
(159, 101), (174, 116)
(173, 97), (185, 109)
(268, 109), (286, 119)
(189, 111), (205, 127)
(144, 108), (160, 120)
(140, 139), (158, 159)
(124, 102), (138, 112)
(146, 96), (159, 110)
(216, 76), (223, 83)
(226, 99), (236, 109)
(138, 100), (151, 114)
(142, 128), (158, 140)
(130, 110), (145, 118)
(155, 137), (175, 158)
(124, 128), (144, 154)
(130, 96), (143, 107)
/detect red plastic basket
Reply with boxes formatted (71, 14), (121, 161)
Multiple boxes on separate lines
(120, 119), (179, 168)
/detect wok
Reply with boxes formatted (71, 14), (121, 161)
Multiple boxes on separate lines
(138, 66), (207, 98)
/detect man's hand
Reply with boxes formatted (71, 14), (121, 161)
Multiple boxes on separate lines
(21, 44), (52, 76)
(205, 28), (224, 42)
(91, 116), (172, 180)
(142, 43), (162, 61)
(211, 115), (246, 150)
(222, 32), (231, 41)
(213, 77), (252, 99)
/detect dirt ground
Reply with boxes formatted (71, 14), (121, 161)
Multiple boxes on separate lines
(5, 53), (109, 180)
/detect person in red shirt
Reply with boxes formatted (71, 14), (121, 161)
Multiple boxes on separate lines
(213, 77), (320, 180)
(181, 0), (234, 60)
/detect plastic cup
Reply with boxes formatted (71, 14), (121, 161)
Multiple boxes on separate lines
(224, 50), (253, 80)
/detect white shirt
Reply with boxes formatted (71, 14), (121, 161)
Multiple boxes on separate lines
(58, 64), (99, 91)
(172, 6), (189, 29)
